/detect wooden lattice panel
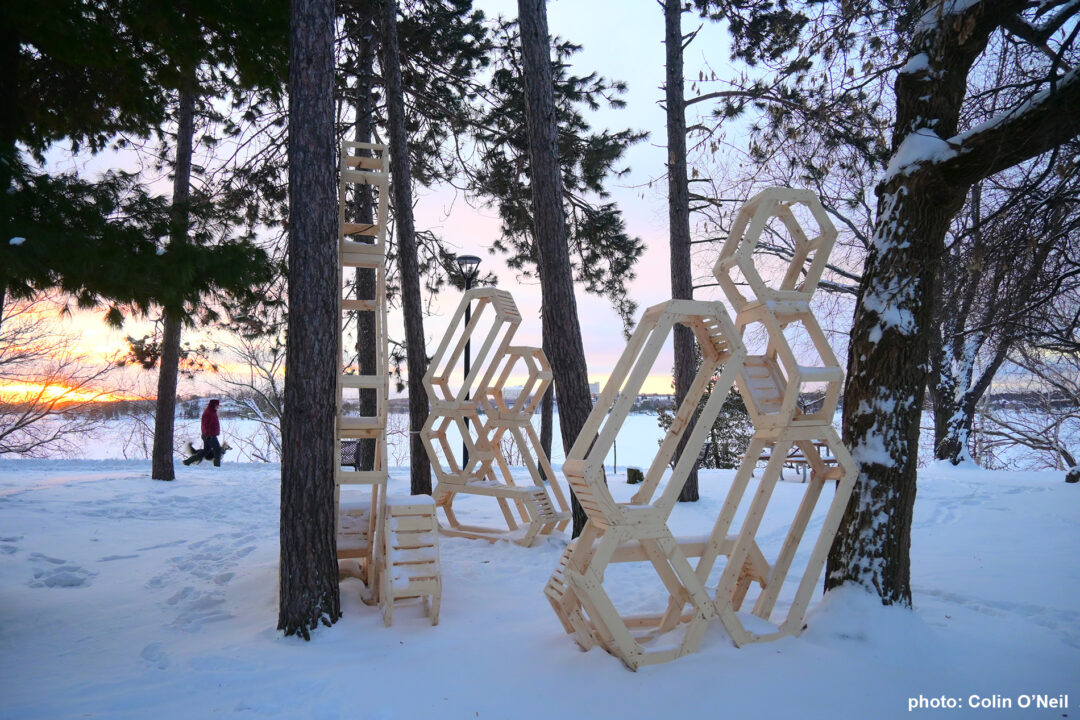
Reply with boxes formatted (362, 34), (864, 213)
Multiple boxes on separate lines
(421, 289), (570, 545)
(547, 187), (857, 669)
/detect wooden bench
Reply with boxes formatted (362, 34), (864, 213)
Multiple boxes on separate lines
(744, 441), (839, 482)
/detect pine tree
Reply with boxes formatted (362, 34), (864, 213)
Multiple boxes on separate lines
(278, 0), (341, 639)
(380, 0), (432, 495)
(662, 0), (701, 501)
(469, 18), (645, 335)
(516, 0), (597, 536)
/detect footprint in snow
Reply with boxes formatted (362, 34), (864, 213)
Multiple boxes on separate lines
(28, 562), (96, 588)
(1, 535), (22, 554)
(136, 539), (188, 552)
(140, 642), (170, 670)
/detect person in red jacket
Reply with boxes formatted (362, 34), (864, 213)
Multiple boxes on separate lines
(183, 399), (222, 466)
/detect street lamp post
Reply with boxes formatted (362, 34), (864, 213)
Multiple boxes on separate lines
(456, 254), (481, 470)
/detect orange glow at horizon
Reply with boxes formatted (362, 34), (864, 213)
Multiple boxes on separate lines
(0, 381), (137, 406)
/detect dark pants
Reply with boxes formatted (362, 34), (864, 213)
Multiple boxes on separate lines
(202, 435), (222, 466)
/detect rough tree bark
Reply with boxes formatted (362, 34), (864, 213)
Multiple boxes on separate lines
(151, 74), (195, 482)
(826, 0), (1080, 605)
(540, 382), (553, 480)
(664, 0), (700, 502)
(381, 0), (431, 496)
(517, 0), (595, 536)
(278, 0), (340, 639)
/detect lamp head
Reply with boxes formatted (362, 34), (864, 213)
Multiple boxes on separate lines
(456, 254), (482, 282)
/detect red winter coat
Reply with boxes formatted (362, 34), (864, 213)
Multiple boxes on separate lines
(201, 404), (220, 437)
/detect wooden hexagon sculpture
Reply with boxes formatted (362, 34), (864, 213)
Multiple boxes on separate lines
(734, 304), (843, 429)
(548, 187), (857, 669)
(421, 288), (518, 491)
(702, 425), (856, 647)
(545, 299), (752, 669)
(699, 187), (855, 649)
(712, 187), (837, 312)
(476, 347), (572, 537)
(422, 290), (570, 546)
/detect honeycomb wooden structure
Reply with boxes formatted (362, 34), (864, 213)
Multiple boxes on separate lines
(421, 288), (571, 545)
(545, 187), (857, 669)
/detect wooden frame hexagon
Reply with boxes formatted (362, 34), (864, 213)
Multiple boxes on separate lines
(422, 289), (570, 546)
(712, 187), (837, 311)
(547, 187), (857, 670)
(545, 299), (753, 669)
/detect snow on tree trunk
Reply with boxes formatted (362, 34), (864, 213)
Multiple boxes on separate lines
(381, 0), (431, 496)
(826, 0), (1080, 605)
(278, 0), (340, 639)
(828, 181), (965, 604)
(517, 0), (595, 536)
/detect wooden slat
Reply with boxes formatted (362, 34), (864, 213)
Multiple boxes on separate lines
(341, 243), (384, 268)
(344, 156), (383, 170)
(337, 417), (383, 438)
(342, 299), (377, 312)
(340, 374), (382, 389)
(343, 222), (380, 236)
(342, 168), (388, 186)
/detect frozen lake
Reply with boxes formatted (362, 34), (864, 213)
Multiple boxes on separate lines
(76, 410), (669, 471)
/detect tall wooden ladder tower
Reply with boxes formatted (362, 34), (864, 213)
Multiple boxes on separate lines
(335, 141), (391, 599)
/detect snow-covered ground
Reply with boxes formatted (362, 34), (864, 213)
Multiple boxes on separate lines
(0, 458), (1076, 719)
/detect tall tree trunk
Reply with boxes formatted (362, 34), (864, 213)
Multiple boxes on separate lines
(517, 0), (594, 536)
(151, 74), (195, 482)
(350, 13), (378, 472)
(540, 381), (553, 480)
(828, 173), (966, 605)
(825, 11), (978, 602)
(380, 0), (431, 495)
(663, 0), (699, 502)
(278, 0), (340, 639)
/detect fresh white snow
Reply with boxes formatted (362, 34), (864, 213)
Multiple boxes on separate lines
(883, 128), (957, 183)
(0, 459), (1076, 719)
